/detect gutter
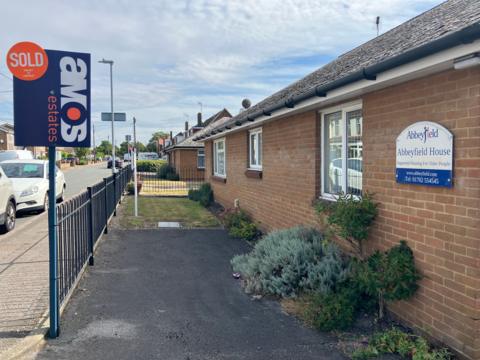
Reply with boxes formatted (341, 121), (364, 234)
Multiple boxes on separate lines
(194, 22), (480, 141)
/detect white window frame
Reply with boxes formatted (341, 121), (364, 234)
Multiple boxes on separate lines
(213, 138), (226, 177)
(197, 149), (205, 169)
(320, 100), (363, 201)
(248, 127), (262, 170)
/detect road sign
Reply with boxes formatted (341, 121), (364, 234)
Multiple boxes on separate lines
(101, 112), (126, 121)
(11, 47), (91, 147)
(125, 134), (132, 142)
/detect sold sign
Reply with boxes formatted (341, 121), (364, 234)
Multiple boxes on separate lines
(7, 41), (48, 81)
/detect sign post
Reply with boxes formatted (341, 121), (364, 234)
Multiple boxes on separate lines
(7, 42), (91, 338)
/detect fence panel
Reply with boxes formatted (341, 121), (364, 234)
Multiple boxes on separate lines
(138, 167), (204, 196)
(56, 166), (131, 306)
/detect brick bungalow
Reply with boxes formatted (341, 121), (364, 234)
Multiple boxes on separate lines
(194, 1), (480, 358)
(165, 109), (231, 179)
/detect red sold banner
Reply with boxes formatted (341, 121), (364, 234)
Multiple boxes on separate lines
(6, 41), (48, 81)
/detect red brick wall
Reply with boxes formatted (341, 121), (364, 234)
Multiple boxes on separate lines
(170, 148), (205, 180)
(205, 111), (321, 231)
(205, 67), (480, 359)
(363, 67), (480, 359)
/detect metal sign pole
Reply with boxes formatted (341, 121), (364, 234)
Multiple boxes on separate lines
(48, 146), (59, 337)
(133, 117), (138, 217)
(109, 62), (115, 174)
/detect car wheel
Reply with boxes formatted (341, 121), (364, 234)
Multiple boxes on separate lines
(42, 192), (49, 212)
(1, 201), (16, 233)
(58, 186), (65, 203)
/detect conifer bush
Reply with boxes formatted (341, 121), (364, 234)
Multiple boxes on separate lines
(231, 227), (349, 297)
(188, 183), (213, 207)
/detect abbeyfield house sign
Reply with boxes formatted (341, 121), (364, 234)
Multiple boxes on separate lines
(396, 121), (453, 188)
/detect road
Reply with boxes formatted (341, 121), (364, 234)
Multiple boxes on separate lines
(14, 162), (113, 229)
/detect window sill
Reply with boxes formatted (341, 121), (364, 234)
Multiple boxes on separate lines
(197, 167), (205, 170)
(245, 169), (262, 179)
(211, 175), (227, 183)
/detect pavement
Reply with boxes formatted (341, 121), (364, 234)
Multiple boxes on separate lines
(0, 162), (115, 359)
(33, 228), (345, 360)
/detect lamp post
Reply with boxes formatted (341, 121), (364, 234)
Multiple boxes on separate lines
(99, 59), (115, 174)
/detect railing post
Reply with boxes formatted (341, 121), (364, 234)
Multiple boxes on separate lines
(113, 172), (117, 216)
(103, 178), (108, 234)
(87, 186), (94, 266)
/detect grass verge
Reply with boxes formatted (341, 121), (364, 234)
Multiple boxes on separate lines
(120, 196), (221, 229)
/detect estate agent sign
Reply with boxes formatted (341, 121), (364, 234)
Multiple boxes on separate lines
(396, 121), (453, 187)
(7, 41), (91, 147)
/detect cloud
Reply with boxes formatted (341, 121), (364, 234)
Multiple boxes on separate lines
(0, 0), (441, 144)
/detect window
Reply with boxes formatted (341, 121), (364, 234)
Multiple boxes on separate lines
(213, 138), (226, 177)
(322, 103), (363, 198)
(249, 128), (262, 170)
(197, 149), (205, 169)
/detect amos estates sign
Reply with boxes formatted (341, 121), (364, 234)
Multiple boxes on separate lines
(7, 41), (91, 147)
(396, 121), (453, 188)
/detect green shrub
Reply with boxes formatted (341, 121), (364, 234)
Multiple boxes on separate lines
(229, 221), (258, 241)
(353, 240), (420, 319)
(78, 159), (88, 165)
(158, 164), (177, 179)
(223, 209), (258, 241)
(137, 160), (165, 172)
(188, 183), (213, 207)
(231, 227), (349, 297)
(126, 182), (135, 195)
(315, 193), (378, 257)
(165, 172), (180, 181)
(352, 327), (452, 360)
(304, 285), (357, 331)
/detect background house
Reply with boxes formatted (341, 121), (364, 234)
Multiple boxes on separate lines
(165, 109), (231, 180)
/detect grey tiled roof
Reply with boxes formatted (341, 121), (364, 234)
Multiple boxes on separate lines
(165, 109), (232, 150)
(201, 0), (480, 137)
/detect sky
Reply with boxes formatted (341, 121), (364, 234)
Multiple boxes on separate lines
(0, 0), (443, 145)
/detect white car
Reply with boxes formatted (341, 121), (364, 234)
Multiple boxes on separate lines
(0, 166), (16, 232)
(328, 158), (363, 194)
(0, 150), (33, 162)
(0, 160), (66, 213)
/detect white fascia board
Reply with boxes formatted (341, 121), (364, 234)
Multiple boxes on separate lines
(201, 39), (480, 142)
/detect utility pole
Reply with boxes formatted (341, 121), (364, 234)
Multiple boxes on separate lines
(99, 59), (115, 174)
(133, 117), (138, 217)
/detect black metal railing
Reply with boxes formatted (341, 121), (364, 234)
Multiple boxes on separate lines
(56, 166), (132, 305)
(138, 167), (205, 196)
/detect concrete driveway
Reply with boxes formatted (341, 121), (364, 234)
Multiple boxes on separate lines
(34, 229), (345, 360)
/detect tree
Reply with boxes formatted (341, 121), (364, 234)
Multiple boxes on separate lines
(135, 142), (147, 152)
(146, 142), (158, 152)
(74, 147), (90, 159)
(96, 140), (112, 155)
(118, 141), (130, 156)
(149, 131), (169, 143)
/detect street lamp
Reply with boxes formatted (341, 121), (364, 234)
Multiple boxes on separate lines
(99, 58), (115, 174)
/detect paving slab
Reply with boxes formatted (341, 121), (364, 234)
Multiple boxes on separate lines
(34, 229), (347, 360)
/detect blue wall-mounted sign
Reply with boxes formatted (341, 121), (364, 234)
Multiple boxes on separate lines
(396, 121), (453, 187)
(13, 49), (91, 147)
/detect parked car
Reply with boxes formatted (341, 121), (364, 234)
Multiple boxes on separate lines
(123, 153), (131, 162)
(138, 152), (159, 160)
(0, 150), (34, 162)
(0, 160), (66, 213)
(107, 158), (123, 169)
(328, 158), (363, 193)
(0, 166), (16, 232)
